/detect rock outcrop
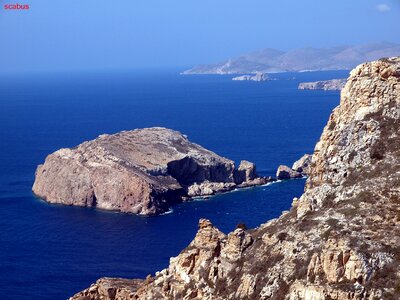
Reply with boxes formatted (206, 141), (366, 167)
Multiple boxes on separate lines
(292, 154), (312, 175)
(276, 165), (302, 180)
(276, 154), (312, 180)
(298, 79), (347, 91)
(234, 160), (257, 183)
(71, 278), (143, 300)
(232, 73), (269, 81)
(33, 128), (270, 215)
(71, 57), (400, 299)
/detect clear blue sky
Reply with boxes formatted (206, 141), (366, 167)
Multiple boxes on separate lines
(1, 0), (399, 73)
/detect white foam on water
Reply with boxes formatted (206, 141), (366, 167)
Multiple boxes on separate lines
(161, 208), (174, 215)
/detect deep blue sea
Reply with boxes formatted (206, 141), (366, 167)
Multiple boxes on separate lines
(0, 69), (346, 299)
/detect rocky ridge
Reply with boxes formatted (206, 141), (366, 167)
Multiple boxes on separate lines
(71, 57), (400, 299)
(183, 43), (400, 75)
(33, 128), (271, 215)
(298, 79), (347, 91)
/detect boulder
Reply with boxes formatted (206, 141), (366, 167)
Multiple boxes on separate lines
(292, 154), (312, 175)
(70, 278), (143, 300)
(186, 181), (235, 197)
(276, 165), (302, 180)
(234, 160), (257, 183)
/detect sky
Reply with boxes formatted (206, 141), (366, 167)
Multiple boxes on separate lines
(0, 0), (400, 73)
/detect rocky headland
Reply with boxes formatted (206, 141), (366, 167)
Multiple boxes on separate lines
(33, 127), (271, 215)
(71, 57), (400, 299)
(298, 79), (347, 91)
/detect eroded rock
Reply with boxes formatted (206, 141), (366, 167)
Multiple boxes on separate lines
(276, 165), (302, 180)
(33, 127), (270, 215)
(292, 154), (312, 175)
(71, 58), (400, 299)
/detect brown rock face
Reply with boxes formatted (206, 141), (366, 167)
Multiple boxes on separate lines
(33, 127), (269, 215)
(70, 58), (400, 299)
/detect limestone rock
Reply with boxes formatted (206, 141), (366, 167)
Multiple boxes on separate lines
(299, 56), (400, 216)
(220, 228), (253, 261)
(292, 154), (312, 175)
(276, 165), (302, 180)
(69, 277), (143, 300)
(234, 160), (257, 183)
(276, 154), (312, 180)
(186, 181), (235, 197)
(33, 127), (270, 215)
(71, 58), (400, 299)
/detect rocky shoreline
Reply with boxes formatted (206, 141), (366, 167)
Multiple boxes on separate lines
(71, 57), (400, 299)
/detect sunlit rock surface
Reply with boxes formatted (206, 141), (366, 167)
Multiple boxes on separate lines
(33, 127), (270, 215)
(71, 58), (400, 299)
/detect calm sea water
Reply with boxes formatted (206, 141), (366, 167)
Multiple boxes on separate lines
(0, 69), (346, 299)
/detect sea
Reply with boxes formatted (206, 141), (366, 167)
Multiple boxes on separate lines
(0, 69), (347, 299)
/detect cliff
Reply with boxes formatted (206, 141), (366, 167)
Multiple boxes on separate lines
(33, 127), (270, 215)
(298, 79), (347, 91)
(71, 57), (400, 299)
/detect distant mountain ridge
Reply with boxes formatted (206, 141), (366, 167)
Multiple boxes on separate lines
(183, 42), (400, 74)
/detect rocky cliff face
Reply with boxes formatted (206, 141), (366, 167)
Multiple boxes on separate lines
(71, 58), (400, 299)
(33, 127), (270, 215)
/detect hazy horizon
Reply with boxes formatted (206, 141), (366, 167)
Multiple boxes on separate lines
(1, 0), (400, 74)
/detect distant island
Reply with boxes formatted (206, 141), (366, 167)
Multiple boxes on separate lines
(232, 72), (269, 82)
(298, 78), (347, 91)
(183, 42), (400, 75)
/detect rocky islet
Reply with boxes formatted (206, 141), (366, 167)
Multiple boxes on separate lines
(33, 127), (272, 215)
